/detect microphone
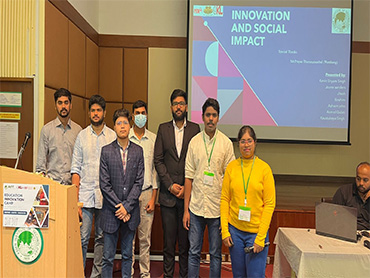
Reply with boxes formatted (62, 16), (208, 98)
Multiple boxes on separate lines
(244, 242), (270, 253)
(15, 132), (31, 169)
(21, 132), (31, 149)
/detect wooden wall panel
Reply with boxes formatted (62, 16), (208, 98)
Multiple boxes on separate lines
(71, 94), (87, 128)
(44, 87), (56, 124)
(86, 38), (99, 98)
(124, 103), (133, 115)
(68, 22), (86, 97)
(85, 99), (90, 127)
(45, 0), (68, 89)
(123, 48), (148, 103)
(99, 47), (123, 102)
(49, 0), (99, 44)
(268, 209), (315, 258)
(44, 88), (86, 129)
(105, 102), (123, 130)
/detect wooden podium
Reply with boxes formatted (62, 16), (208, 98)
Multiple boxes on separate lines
(0, 166), (83, 277)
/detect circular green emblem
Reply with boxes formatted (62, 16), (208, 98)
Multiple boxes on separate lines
(12, 228), (44, 264)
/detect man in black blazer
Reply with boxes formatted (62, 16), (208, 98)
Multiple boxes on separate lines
(154, 89), (200, 278)
(100, 108), (144, 278)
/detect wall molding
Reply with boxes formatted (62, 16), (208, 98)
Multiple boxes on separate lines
(99, 35), (187, 49)
(49, 0), (99, 44)
(274, 174), (353, 185)
(49, 0), (369, 52)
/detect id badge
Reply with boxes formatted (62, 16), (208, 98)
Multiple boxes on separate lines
(203, 171), (214, 185)
(238, 206), (251, 222)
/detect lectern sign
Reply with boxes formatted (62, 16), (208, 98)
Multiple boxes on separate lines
(12, 227), (44, 264)
(3, 183), (49, 228)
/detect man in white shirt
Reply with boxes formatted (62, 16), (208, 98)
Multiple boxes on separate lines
(129, 100), (158, 278)
(183, 98), (235, 278)
(71, 95), (116, 277)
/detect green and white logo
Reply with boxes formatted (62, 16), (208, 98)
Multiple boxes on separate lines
(332, 8), (351, 34)
(12, 228), (44, 264)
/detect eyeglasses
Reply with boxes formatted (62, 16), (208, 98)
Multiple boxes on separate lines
(116, 120), (129, 126)
(172, 101), (186, 107)
(239, 139), (254, 145)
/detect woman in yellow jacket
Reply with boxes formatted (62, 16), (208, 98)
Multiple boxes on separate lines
(220, 125), (275, 278)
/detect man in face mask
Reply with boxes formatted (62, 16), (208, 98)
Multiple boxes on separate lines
(129, 100), (159, 278)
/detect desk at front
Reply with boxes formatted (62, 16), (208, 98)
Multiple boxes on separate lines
(273, 227), (370, 278)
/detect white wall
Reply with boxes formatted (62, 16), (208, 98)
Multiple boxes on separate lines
(98, 0), (187, 36)
(68, 0), (100, 31)
(70, 0), (369, 41)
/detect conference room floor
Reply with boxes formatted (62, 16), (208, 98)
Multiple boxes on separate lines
(85, 258), (274, 277)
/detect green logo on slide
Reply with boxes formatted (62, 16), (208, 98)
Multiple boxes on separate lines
(332, 9), (350, 34)
(12, 228), (44, 264)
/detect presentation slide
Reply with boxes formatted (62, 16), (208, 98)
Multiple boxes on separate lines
(188, 0), (352, 143)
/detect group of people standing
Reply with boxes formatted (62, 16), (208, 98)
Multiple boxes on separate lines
(36, 88), (276, 278)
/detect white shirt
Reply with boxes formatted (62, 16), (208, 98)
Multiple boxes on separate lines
(173, 118), (187, 157)
(129, 128), (159, 190)
(185, 129), (235, 218)
(71, 124), (116, 208)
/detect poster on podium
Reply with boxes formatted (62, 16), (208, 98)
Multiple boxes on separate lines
(3, 183), (49, 228)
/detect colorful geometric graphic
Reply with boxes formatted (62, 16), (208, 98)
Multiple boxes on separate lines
(191, 17), (276, 126)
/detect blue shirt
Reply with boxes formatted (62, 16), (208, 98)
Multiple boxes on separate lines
(71, 124), (116, 208)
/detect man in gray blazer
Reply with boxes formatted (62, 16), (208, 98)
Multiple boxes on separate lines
(100, 108), (144, 278)
(154, 89), (200, 278)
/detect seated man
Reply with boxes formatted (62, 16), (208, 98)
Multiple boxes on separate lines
(333, 162), (370, 230)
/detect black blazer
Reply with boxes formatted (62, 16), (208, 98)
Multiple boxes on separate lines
(154, 120), (200, 207)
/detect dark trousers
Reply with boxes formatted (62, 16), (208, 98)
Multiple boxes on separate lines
(161, 201), (189, 278)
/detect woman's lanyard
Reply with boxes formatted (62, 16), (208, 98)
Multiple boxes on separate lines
(241, 155), (255, 206)
(203, 130), (217, 169)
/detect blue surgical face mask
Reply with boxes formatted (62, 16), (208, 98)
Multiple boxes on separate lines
(134, 114), (147, 128)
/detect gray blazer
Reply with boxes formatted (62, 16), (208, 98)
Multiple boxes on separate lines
(99, 140), (144, 232)
(154, 120), (200, 207)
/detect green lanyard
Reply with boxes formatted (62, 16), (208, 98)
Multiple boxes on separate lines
(203, 130), (217, 168)
(241, 155), (255, 206)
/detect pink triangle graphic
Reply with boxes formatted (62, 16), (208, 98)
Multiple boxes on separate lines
(243, 81), (276, 126)
(191, 77), (208, 112)
(218, 45), (240, 77)
(219, 92), (243, 124)
(193, 17), (217, 41)
(193, 76), (218, 99)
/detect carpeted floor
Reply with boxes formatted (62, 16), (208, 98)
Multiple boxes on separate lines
(85, 258), (273, 277)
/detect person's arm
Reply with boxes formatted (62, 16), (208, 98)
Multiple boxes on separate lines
(223, 139), (236, 174)
(146, 152), (159, 213)
(70, 134), (83, 196)
(153, 124), (174, 191)
(220, 165), (233, 247)
(254, 165), (276, 248)
(183, 139), (196, 229)
(145, 188), (158, 213)
(183, 178), (193, 230)
(70, 134), (83, 218)
(35, 127), (48, 174)
(332, 186), (345, 205)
